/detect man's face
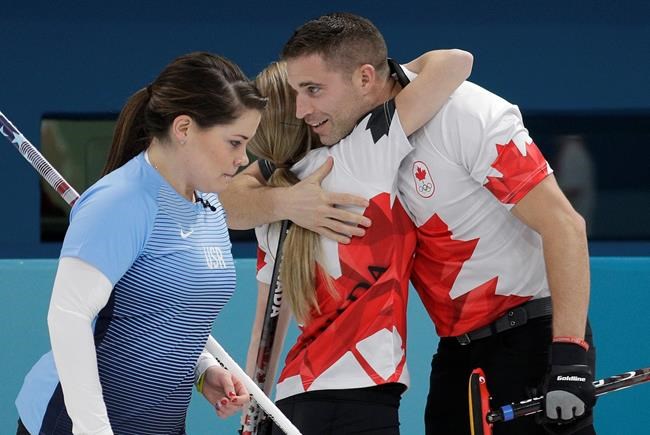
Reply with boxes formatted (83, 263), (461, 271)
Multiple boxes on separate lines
(286, 54), (367, 145)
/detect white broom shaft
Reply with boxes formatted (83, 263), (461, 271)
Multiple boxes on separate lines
(206, 336), (301, 435)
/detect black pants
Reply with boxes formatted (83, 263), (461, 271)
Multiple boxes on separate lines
(16, 419), (30, 435)
(269, 383), (405, 435)
(425, 316), (596, 435)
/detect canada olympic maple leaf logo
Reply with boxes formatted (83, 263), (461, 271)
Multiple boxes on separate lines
(412, 160), (434, 198)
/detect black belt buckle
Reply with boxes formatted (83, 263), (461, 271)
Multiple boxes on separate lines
(453, 300), (542, 345)
(494, 306), (529, 333)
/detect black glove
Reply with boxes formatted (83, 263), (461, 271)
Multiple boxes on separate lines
(542, 342), (595, 425)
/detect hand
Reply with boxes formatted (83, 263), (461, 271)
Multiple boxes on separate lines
(201, 366), (249, 419)
(542, 343), (595, 427)
(284, 157), (371, 244)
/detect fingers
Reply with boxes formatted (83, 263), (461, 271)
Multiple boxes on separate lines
(304, 157), (334, 183)
(315, 194), (373, 242)
(284, 156), (371, 241)
(324, 203), (372, 228)
(316, 228), (353, 245)
(214, 395), (245, 418)
(232, 375), (250, 406)
(322, 193), (372, 237)
(544, 391), (585, 423)
(326, 192), (370, 212)
(214, 374), (249, 419)
(212, 388), (244, 419)
(288, 203), (371, 242)
(317, 219), (366, 242)
(220, 371), (236, 396)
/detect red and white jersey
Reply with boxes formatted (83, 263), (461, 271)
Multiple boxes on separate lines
(256, 100), (416, 401)
(397, 80), (552, 337)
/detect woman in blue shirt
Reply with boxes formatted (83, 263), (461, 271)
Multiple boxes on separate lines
(16, 52), (267, 435)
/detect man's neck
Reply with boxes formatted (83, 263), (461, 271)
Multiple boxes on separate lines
(352, 76), (402, 128)
(376, 76), (401, 105)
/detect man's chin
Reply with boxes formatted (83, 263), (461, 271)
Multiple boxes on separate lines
(316, 130), (346, 146)
(319, 136), (338, 146)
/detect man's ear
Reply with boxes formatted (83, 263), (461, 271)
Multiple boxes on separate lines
(355, 63), (377, 95)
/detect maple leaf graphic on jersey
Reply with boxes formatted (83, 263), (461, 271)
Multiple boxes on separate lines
(484, 140), (549, 204)
(447, 278), (530, 335)
(411, 213), (478, 336)
(415, 165), (427, 181)
(365, 99), (396, 143)
(282, 194), (415, 389)
(411, 213), (530, 336)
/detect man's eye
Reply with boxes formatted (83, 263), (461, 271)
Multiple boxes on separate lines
(307, 86), (320, 95)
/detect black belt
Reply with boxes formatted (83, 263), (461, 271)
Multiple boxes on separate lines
(453, 297), (552, 345)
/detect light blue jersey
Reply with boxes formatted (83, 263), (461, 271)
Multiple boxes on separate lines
(16, 152), (236, 434)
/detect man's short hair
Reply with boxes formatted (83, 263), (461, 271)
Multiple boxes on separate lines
(282, 13), (388, 78)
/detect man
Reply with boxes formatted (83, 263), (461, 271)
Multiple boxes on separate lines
(222, 13), (596, 435)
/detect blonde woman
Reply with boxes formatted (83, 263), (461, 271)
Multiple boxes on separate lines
(244, 47), (472, 435)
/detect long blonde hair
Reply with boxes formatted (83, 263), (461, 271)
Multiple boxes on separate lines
(249, 61), (332, 323)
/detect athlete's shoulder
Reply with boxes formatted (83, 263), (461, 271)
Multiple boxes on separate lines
(401, 66), (511, 117)
(291, 146), (330, 180)
(71, 153), (159, 222)
(442, 81), (515, 119)
(62, 154), (159, 284)
(415, 82), (521, 144)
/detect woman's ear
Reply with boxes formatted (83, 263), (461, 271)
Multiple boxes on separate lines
(171, 115), (192, 145)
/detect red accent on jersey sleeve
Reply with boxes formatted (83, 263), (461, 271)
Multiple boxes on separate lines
(256, 246), (266, 273)
(484, 140), (550, 204)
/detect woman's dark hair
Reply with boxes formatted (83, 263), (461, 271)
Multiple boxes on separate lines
(102, 52), (267, 175)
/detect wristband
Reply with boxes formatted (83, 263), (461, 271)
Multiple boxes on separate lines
(196, 371), (207, 394)
(553, 336), (590, 351)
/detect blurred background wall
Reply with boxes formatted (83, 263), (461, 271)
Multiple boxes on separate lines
(0, 0), (649, 257)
